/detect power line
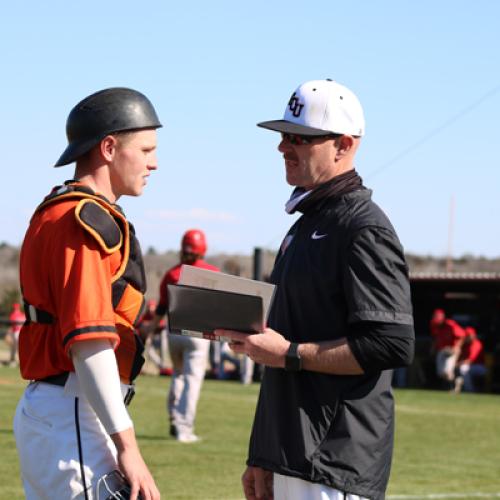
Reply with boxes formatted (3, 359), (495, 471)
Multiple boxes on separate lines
(366, 83), (500, 179)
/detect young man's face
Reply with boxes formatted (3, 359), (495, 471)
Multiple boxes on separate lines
(109, 129), (158, 198)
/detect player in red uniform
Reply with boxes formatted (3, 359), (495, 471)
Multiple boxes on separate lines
(456, 326), (487, 392)
(137, 299), (168, 372)
(5, 302), (25, 366)
(148, 229), (219, 442)
(430, 308), (466, 386)
(13, 87), (161, 500)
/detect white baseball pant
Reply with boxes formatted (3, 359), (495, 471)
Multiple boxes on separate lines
(274, 473), (370, 500)
(13, 374), (132, 499)
(167, 334), (209, 437)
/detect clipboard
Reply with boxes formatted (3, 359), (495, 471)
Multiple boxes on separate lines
(167, 283), (264, 334)
(179, 265), (276, 323)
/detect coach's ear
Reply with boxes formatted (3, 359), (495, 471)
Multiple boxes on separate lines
(334, 135), (355, 159)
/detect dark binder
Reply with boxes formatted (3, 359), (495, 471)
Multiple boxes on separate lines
(167, 284), (264, 334)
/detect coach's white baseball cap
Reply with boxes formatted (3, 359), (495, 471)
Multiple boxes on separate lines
(258, 79), (365, 137)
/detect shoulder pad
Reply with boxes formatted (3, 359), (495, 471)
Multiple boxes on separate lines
(75, 199), (123, 254)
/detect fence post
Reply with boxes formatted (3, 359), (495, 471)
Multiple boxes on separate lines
(253, 247), (263, 281)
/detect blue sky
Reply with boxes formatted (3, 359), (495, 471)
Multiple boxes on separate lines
(1, 1), (499, 257)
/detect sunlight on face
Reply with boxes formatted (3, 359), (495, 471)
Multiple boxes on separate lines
(110, 129), (158, 199)
(278, 136), (338, 190)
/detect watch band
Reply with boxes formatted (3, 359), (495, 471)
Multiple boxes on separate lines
(285, 342), (302, 371)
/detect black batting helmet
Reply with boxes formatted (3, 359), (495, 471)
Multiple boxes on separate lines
(55, 87), (162, 167)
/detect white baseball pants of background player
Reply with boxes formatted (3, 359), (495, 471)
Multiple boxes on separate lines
(167, 334), (209, 442)
(436, 348), (457, 381)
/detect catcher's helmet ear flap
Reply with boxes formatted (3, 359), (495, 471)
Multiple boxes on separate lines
(55, 87), (162, 167)
(181, 229), (207, 256)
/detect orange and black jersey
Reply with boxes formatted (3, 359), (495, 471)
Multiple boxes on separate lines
(19, 181), (146, 383)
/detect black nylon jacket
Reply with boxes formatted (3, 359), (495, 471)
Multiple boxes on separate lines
(247, 189), (414, 500)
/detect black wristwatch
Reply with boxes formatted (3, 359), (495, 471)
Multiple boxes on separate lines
(285, 342), (302, 371)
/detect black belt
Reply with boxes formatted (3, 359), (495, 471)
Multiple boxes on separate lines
(39, 372), (69, 386)
(23, 300), (54, 324)
(37, 372), (135, 406)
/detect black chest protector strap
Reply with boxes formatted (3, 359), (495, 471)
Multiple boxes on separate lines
(23, 300), (54, 324)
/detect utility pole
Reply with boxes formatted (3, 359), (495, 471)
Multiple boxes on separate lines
(253, 247), (263, 281)
(446, 195), (455, 273)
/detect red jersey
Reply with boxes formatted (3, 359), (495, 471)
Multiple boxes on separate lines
(430, 318), (465, 350)
(156, 260), (220, 316)
(459, 337), (485, 365)
(9, 306), (25, 334)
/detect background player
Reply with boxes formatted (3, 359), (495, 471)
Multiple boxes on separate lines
(148, 229), (219, 443)
(430, 308), (466, 388)
(5, 302), (25, 367)
(455, 326), (487, 392)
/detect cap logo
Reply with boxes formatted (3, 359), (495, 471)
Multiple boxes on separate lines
(288, 93), (304, 118)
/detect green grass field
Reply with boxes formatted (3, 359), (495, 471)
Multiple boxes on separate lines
(1, 365), (499, 499)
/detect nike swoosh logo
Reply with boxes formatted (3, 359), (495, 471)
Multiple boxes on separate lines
(311, 231), (327, 240)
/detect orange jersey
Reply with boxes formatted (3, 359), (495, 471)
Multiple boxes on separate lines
(19, 183), (146, 383)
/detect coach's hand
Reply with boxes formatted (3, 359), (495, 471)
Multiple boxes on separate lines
(216, 328), (290, 368)
(241, 466), (273, 500)
(112, 428), (161, 500)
